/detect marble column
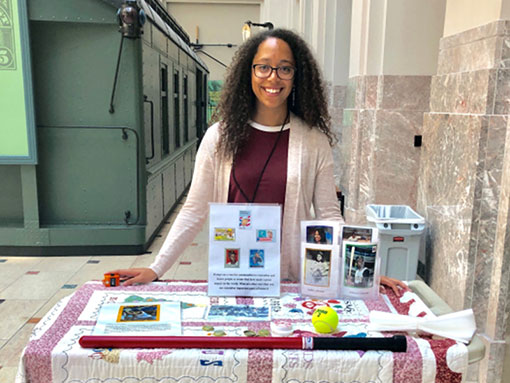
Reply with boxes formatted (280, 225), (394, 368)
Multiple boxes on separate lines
(341, 75), (431, 224)
(417, 20), (510, 383)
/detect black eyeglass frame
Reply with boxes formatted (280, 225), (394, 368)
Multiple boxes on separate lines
(252, 64), (296, 80)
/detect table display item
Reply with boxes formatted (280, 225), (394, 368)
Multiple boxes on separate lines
(102, 273), (120, 287)
(311, 306), (339, 334)
(208, 203), (281, 297)
(79, 334), (407, 352)
(92, 301), (182, 336)
(368, 309), (476, 343)
(17, 281), (471, 383)
(339, 225), (380, 299)
(300, 220), (342, 298)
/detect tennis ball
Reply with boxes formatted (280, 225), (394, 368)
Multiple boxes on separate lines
(312, 306), (339, 334)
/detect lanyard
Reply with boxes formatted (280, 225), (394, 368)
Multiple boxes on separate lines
(232, 112), (289, 203)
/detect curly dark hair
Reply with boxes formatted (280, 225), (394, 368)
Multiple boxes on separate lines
(215, 28), (334, 159)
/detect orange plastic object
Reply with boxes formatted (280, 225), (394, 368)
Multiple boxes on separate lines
(103, 273), (120, 287)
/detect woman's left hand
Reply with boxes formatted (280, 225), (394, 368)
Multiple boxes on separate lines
(380, 275), (410, 297)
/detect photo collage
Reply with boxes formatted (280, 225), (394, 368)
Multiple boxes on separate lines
(300, 221), (380, 299)
(214, 210), (277, 269)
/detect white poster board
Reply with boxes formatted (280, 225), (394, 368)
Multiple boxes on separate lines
(208, 203), (281, 297)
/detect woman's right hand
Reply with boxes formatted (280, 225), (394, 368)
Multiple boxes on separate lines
(106, 268), (158, 286)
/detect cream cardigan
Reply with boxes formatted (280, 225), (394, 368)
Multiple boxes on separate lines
(149, 114), (343, 281)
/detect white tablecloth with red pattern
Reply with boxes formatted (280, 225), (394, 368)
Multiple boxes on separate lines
(16, 281), (468, 383)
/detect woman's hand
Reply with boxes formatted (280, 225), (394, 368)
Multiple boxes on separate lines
(380, 275), (409, 297)
(107, 268), (158, 286)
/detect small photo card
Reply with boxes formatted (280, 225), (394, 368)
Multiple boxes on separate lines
(117, 304), (160, 322)
(256, 229), (276, 242)
(225, 248), (240, 268)
(249, 249), (265, 268)
(214, 227), (236, 241)
(342, 226), (373, 242)
(239, 210), (252, 229)
(343, 243), (377, 288)
(303, 248), (331, 287)
(207, 305), (270, 321)
(306, 225), (334, 244)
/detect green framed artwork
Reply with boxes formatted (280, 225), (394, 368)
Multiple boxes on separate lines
(0, 0), (37, 164)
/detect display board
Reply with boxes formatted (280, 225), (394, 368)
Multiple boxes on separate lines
(0, 0), (37, 164)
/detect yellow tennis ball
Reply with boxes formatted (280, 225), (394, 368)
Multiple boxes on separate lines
(312, 306), (339, 334)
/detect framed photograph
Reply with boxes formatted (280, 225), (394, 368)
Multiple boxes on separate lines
(303, 248), (331, 287)
(225, 248), (240, 268)
(249, 249), (265, 268)
(306, 225), (334, 244)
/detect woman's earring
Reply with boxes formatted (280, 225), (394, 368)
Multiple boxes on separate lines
(291, 87), (296, 107)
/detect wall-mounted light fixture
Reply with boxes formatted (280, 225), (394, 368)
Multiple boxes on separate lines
(242, 21), (274, 41)
(117, 0), (146, 39)
(109, 0), (147, 114)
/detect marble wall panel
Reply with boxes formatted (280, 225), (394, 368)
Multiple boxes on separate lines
(439, 20), (507, 50)
(345, 77), (357, 109)
(372, 110), (423, 209)
(364, 76), (378, 110)
(378, 76), (431, 111)
(419, 113), (482, 208)
(425, 205), (471, 311)
(345, 108), (361, 215)
(477, 337), (507, 383)
(500, 36), (510, 69)
(429, 70), (495, 115)
(494, 69), (510, 115)
(437, 36), (502, 75)
(485, 118), (510, 341)
(356, 110), (376, 217)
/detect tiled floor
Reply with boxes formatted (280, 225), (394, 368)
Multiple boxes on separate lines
(0, 198), (209, 381)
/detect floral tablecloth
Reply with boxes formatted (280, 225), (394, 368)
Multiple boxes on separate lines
(16, 281), (468, 383)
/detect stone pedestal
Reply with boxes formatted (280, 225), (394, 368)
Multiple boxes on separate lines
(418, 20), (510, 383)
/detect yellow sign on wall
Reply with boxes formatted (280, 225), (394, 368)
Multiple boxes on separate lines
(0, 0), (37, 164)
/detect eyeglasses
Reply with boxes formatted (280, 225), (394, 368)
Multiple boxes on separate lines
(252, 64), (296, 80)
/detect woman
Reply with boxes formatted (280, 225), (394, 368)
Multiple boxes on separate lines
(110, 29), (407, 296)
(312, 228), (327, 244)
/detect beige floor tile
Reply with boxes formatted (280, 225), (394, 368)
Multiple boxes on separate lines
(180, 244), (208, 263)
(64, 257), (137, 286)
(0, 301), (43, 343)
(0, 366), (19, 382)
(0, 272), (71, 300)
(0, 257), (44, 292)
(35, 256), (91, 272)
(0, 323), (36, 367)
(130, 255), (156, 269)
(172, 262), (208, 280)
(0, 339), (7, 348)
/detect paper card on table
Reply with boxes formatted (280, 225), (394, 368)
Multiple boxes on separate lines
(300, 220), (342, 299)
(92, 301), (181, 336)
(206, 305), (271, 321)
(339, 225), (380, 299)
(208, 203), (281, 297)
